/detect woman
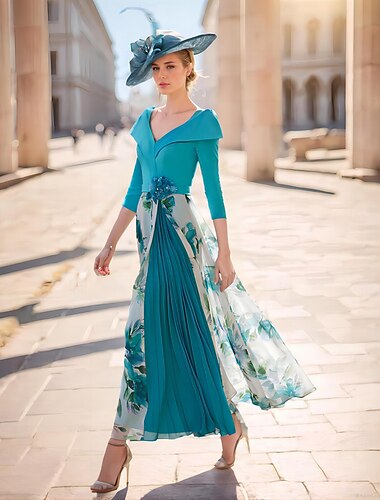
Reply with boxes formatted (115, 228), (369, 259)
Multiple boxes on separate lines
(90, 30), (316, 494)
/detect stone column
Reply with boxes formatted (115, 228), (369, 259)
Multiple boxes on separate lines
(13, 0), (51, 168)
(344, 0), (380, 178)
(0, 0), (17, 174)
(242, 0), (282, 181)
(218, 0), (242, 149)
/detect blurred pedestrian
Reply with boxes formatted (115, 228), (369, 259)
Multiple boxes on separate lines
(70, 127), (84, 152)
(95, 122), (106, 147)
(105, 126), (118, 152)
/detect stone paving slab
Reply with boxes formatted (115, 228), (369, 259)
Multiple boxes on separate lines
(45, 483), (249, 500)
(312, 451), (380, 482)
(1, 141), (380, 498)
(305, 481), (380, 499)
(244, 481), (311, 499)
(325, 410), (380, 432)
(0, 131), (135, 335)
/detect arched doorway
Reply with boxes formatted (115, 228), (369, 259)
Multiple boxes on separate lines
(305, 76), (320, 125)
(330, 75), (345, 125)
(52, 96), (60, 132)
(283, 78), (295, 127)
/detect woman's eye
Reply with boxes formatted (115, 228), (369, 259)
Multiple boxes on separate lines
(152, 65), (174, 71)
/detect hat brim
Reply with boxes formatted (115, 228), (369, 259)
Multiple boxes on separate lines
(126, 33), (217, 87)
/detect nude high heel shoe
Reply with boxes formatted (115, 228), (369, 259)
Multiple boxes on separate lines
(214, 411), (250, 469)
(90, 441), (132, 493)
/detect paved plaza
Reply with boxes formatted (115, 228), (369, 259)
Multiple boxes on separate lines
(0, 130), (379, 499)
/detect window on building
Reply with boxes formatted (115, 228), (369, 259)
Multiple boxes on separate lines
(50, 51), (57, 75)
(307, 19), (320, 55)
(283, 78), (295, 125)
(333, 17), (346, 55)
(305, 76), (319, 123)
(48, 0), (59, 22)
(330, 75), (345, 123)
(283, 23), (293, 58)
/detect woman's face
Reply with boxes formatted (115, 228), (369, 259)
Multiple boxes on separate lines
(151, 52), (190, 94)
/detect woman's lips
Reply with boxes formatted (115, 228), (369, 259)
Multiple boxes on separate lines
(159, 83), (169, 86)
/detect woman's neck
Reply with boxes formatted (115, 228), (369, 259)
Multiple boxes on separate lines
(162, 89), (197, 114)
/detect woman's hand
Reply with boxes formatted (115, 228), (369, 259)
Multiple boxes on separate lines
(93, 246), (115, 276)
(214, 253), (236, 292)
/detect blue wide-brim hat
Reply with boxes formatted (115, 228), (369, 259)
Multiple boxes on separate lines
(126, 30), (217, 87)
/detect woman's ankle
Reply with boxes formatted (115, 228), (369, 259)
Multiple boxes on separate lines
(108, 438), (126, 446)
(232, 412), (242, 435)
(110, 425), (128, 442)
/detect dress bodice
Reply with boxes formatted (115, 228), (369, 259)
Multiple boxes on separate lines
(122, 106), (227, 219)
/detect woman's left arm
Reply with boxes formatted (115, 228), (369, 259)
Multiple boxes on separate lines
(212, 218), (236, 292)
(196, 138), (236, 292)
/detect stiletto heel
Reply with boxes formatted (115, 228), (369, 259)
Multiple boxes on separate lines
(125, 460), (131, 485)
(240, 420), (250, 453)
(90, 441), (133, 493)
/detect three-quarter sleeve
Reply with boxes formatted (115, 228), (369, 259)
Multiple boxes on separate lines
(195, 138), (227, 220)
(122, 156), (142, 213)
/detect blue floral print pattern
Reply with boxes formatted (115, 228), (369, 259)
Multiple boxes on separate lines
(113, 184), (317, 441)
(181, 222), (200, 257)
(120, 318), (147, 415)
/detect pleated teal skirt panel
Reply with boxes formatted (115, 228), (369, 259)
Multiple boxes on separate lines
(143, 201), (236, 440)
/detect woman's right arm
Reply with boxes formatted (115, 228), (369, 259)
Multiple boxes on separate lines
(94, 156), (142, 276)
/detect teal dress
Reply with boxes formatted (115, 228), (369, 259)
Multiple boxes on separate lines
(113, 106), (316, 441)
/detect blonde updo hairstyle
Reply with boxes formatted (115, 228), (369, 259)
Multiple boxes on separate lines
(175, 49), (198, 92)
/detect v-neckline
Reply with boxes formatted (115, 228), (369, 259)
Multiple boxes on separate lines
(147, 106), (204, 144)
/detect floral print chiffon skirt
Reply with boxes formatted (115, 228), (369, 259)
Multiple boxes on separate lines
(113, 176), (316, 441)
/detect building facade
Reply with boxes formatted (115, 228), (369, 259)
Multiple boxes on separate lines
(201, 0), (346, 132)
(48, 0), (119, 132)
(281, 0), (346, 130)
(0, 0), (119, 175)
(200, 0), (379, 180)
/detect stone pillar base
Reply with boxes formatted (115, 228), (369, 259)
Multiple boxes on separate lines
(339, 168), (380, 182)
